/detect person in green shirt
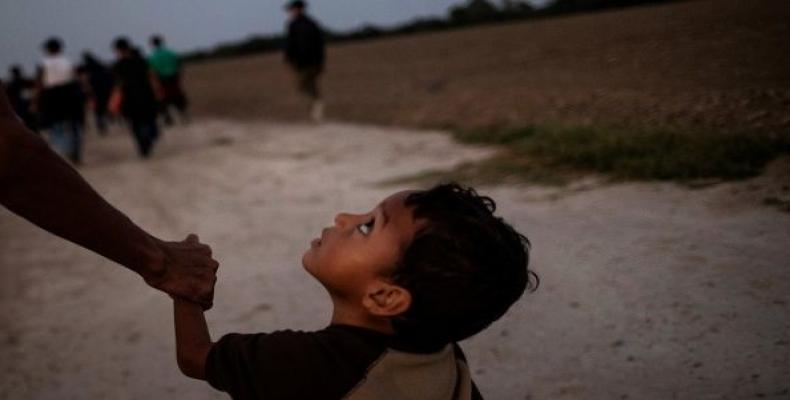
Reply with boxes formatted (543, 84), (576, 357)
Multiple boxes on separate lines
(148, 35), (188, 124)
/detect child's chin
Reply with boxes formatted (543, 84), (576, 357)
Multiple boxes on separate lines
(302, 262), (320, 280)
(301, 251), (315, 271)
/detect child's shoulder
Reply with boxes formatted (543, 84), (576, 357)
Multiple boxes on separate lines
(205, 325), (394, 399)
(207, 325), (480, 399)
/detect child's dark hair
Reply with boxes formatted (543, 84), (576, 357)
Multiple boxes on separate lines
(391, 183), (537, 348)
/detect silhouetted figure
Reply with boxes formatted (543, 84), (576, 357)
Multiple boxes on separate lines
(148, 35), (188, 125)
(37, 37), (85, 165)
(284, 0), (325, 121)
(81, 52), (114, 135)
(5, 65), (37, 132)
(112, 37), (160, 158)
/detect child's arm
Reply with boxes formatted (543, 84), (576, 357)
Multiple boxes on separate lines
(174, 298), (214, 380)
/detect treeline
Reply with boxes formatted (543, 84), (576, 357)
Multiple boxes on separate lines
(182, 0), (681, 63)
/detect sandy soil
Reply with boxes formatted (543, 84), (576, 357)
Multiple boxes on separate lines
(1, 120), (788, 399)
(185, 0), (790, 135)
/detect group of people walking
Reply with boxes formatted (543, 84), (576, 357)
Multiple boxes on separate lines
(4, 0), (325, 166)
(3, 35), (189, 165)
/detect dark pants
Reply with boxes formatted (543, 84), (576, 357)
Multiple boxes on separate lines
(295, 66), (322, 99)
(158, 75), (188, 125)
(94, 109), (109, 134)
(159, 76), (188, 111)
(49, 120), (83, 164)
(129, 118), (159, 158)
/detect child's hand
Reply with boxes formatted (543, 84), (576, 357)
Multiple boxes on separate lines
(143, 234), (219, 310)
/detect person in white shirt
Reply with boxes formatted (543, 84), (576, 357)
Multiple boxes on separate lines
(37, 37), (85, 165)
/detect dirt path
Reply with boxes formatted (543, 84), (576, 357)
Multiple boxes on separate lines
(1, 120), (788, 399)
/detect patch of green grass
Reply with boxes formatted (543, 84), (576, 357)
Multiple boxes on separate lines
(381, 154), (572, 187)
(451, 125), (789, 182)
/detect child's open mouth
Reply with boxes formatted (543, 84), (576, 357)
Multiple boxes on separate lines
(311, 227), (330, 247)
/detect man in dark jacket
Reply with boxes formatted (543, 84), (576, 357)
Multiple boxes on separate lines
(112, 37), (160, 158)
(284, 0), (325, 121)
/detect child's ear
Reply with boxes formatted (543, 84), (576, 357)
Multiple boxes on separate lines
(362, 281), (411, 317)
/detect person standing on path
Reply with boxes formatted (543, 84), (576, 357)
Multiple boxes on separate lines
(0, 87), (218, 308)
(148, 35), (189, 125)
(284, 0), (326, 122)
(37, 37), (85, 164)
(111, 37), (160, 158)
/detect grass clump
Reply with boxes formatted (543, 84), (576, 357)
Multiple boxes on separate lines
(381, 154), (571, 187)
(452, 125), (788, 182)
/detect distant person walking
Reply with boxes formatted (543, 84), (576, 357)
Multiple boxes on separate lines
(284, 0), (325, 121)
(81, 52), (114, 135)
(37, 37), (85, 165)
(148, 35), (189, 125)
(5, 65), (37, 132)
(111, 37), (160, 158)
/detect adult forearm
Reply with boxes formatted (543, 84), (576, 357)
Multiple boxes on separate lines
(0, 117), (165, 278)
(2, 85), (218, 306)
(174, 298), (212, 379)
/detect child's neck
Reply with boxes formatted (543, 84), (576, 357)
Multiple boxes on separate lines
(330, 298), (394, 335)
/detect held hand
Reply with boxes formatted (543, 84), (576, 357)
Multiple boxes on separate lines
(144, 234), (219, 310)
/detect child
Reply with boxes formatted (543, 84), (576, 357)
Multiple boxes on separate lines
(173, 183), (536, 399)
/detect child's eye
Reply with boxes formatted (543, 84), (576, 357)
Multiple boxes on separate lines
(357, 219), (374, 235)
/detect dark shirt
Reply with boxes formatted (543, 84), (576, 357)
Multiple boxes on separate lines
(285, 14), (325, 69)
(205, 324), (483, 400)
(112, 56), (157, 120)
(83, 60), (114, 104)
(37, 82), (83, 126)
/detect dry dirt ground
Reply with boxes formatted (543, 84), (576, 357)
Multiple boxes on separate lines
(1, 121), (788, 399)
(186, 0), (790, 135)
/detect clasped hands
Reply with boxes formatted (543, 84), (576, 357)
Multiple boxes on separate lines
(143, 234), (220, 310)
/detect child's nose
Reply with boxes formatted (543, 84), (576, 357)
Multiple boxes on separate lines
(334, 213), (352, 227)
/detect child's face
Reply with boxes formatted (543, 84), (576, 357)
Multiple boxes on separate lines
(302, 191), (423, 300)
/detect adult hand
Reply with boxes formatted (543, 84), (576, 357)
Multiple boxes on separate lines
(143, 234), (219, 310)
(2, 87), (219, 309)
